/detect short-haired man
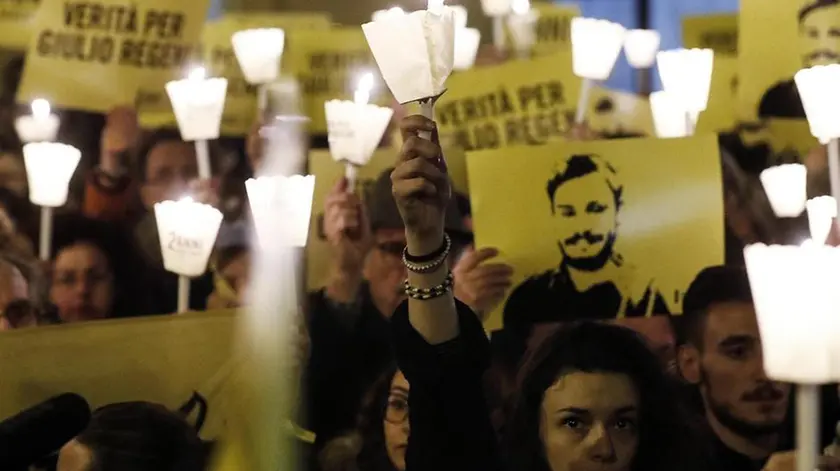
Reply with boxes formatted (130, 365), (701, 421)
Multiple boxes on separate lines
(504, 153), (669, 327)
(759, 0), (840, 118)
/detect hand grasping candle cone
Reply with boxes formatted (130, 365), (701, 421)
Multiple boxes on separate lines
(362, 0), (455, 143)
(759, 163), (807, 218)
(154, 197), (223, 313)
(807, 196), (837, 244)
(245, 174), (316, 250)
(506, 0), (538, 60)
(623, 29), (661, 69)
(166, 66), (228, 181)
(23, 142), (81, 260)
(655, 48), (714, 135)
(325, 73), (394, 191)
(231, 27), (285, 114)
(650, 91), (691, 138)
(743, 242), (840, 471)
(15, 99), (59, 143)
(571, 18), (627, 125)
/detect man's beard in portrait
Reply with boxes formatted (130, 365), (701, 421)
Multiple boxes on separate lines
(701, 368), (786, 439)
(805, 49), (840, 66)
(559, 231), (617, 272)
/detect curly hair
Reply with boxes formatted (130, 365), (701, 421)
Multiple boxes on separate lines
(505, 322), (705, 471)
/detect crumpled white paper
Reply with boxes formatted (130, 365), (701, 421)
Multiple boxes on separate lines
(325, 100), (394, 166)
(363, 9), (455, 104)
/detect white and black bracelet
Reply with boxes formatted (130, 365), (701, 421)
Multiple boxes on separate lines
(404, 272), (455, 300)
(402, 233), (451, 274)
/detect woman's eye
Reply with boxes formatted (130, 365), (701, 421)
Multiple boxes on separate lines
(389, 399), (408, 410)
(561, 417), (582, 429)
(615, 418), (636, 430)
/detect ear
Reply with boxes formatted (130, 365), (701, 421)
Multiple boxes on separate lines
(677, 344), (702, 385)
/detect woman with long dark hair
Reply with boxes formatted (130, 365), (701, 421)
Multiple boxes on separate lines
(385, 114), (705, 471)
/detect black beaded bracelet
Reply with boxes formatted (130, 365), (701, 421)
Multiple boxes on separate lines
(402, 234), (451, 274)
(404, 272), (455, 300)
(404, 233), (450, 263)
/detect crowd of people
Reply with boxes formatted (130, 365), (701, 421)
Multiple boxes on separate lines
(0, 17), (835, 471)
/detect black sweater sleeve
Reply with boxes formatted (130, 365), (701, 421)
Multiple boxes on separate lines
(391, 299), (504, 471)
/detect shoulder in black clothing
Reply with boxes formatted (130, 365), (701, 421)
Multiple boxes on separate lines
(758, 79), (806, 119)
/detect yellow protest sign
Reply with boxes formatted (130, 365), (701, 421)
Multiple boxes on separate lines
(468, 136), (724, 330)
(0, 311), (236, 439)
(696, 55), (739, 134)
(767, 119), (819, 158)
(216, 11), (331, 30)
(0, 0), (39, 50)
(283, 28), (381, 134)
(436, 51), (580, 152)
(528, 2), (580, 57)
(587, 86), (655, 137)
(17, 0), (209, 112)
(306, 146), (468, 290)
(682, 13), (738, 54)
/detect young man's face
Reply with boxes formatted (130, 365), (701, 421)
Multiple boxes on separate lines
(551, 173), (618, 265)
(800, 5), (840, 67)
(682, 302), (790, 438)
(140, 140), (197, 209)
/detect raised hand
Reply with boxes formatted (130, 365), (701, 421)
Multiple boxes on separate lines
(323, 177), (373, 276)
(453, 247), (514, 321)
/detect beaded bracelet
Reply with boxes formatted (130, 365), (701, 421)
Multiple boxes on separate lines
(402, 233), (451, 274)
(404, 272), (455, 300)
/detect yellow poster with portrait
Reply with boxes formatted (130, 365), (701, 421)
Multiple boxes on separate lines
(468, 136), (724, 331)
(0, 0), (39, 50)
(17, 0), (210, 112)
(138, 13), (332, 135)
(306, 146), (469, 290)
(0, 311), (236, 439)
(682, 13), (738, 54)
(282, 28), (382, 135)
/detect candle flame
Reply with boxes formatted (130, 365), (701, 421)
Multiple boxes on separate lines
(511, 0), (530, 15)
(188, 67), (206, 81)
(427, 0), (444, 14)
(178, 196), (195, 204)
(357, 73), (374, 93)
(31, 98), (50, 119)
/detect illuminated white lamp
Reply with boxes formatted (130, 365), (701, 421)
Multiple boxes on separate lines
(759, 164), (807, 218)
(807, 196), (837, 244)
(231, 28), (285, 85)
(246, 175), (316, 249)
(15, 99), (60, 143)
(656, 48), (714, 134)
(649, 91), (690, 138)
(623, 29), (660, 69)
(571, 17), (626, 124)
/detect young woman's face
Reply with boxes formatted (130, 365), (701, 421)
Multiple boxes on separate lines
(540, 371), (640, 471)
(383, 370), (410, 471)
(50, 242), (115, 322)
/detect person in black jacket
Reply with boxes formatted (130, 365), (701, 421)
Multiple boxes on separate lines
(387, 114), (705, 471)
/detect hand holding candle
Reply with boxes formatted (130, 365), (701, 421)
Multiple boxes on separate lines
(15, 99), (60, 143)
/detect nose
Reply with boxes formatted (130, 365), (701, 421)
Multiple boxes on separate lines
(586, 423), (617, 463)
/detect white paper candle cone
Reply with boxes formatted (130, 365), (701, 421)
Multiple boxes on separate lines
(795, 65), (840, 142)
(154, 197), (223, 277)
(656, 48), (714, 114)
(450, 5), (468, 29)
(454, 27), (481, 70)
(623, 29), (660, 69)
(481, 0), (512, 17)
(246, 175), (315, 248)
(571, 18), (626, 81)
(232, 28), (285, 85)
(16, 99), (59, 143)
(325, 100), (394, 166)
(372, 7), (406, 22)
(166, 68), (228, 141)
(759, 164), (807, 218)
(23, 142), (81, 207)
(650, 91), (690, 138)
(807, 196), (837, 244)
(744, 243), (840, 383)
(507, 10), (539, 54)
(363, 9), (455, 104)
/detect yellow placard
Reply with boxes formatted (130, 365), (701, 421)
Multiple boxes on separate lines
(0, 311), (236, 439)
(766, 118), (819, 158)
(587, 86), (655, 137)
(18, 0), (209, 112)
(468, 136), (724, 331)
(436, 52), (580, 151)
(306, 146), (469, 290)
(217, 11), (331, 30)
(682, 13), (738, 54)
(282, 27), (381, 135)
(696, 55), (739, 134)
(529, 2), (580, 57)
(0, 0), (39, 50)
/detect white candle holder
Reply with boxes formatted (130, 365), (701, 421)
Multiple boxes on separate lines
(507, 0), (538, 59)
(744, 242), (840, 383)
(571, 17), (626, 124)
(454, 27), (481, 70)
(450, 5), (468, 29)
(807, 196), (837, 244)
(16, 99), (60, 143)
(372, 7), (406, 22)
(325, 100), (394, 167)
(246, 175), (315, 249)
(650, 91), (690, 138)
(759, 164), (807, 218)
(623, 29), (660, 69)
(656, 48), (714, 133)
(231, 28), (285, 85)
(23, 142), (81, 208)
